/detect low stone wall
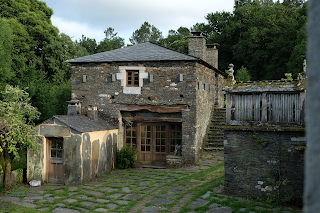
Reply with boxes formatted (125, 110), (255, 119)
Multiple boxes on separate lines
(0, 170), (22, 186)
(166, 155), (183, 168)
(224, 129), (305, 199)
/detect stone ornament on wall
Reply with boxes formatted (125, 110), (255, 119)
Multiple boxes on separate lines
(116, 66), (148, 94)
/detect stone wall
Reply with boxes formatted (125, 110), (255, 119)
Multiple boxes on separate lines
(0, 170), (21, 186)
(71, 61), (225, 163)
(224, 129), (305, 199)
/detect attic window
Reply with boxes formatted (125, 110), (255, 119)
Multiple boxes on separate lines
(127, 70), (139, 87)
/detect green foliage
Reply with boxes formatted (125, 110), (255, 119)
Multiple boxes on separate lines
(0, 18), (14, 90)
(115, 147), (138, 169)
(78, 35), (97, 54)
(235, 66), (251, 82)
(194, 1), (307, 80)
(0, 85), (40, 189)
(130, 21), (163, 44)
(158, 27), (190, 53)
(96, 27), (125, 53)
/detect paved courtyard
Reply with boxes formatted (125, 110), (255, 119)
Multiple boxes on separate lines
(0, 152), (300, 212)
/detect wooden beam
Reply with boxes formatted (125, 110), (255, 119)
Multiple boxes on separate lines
(117, 105), (188, 113)
(123, 117), (182, 123)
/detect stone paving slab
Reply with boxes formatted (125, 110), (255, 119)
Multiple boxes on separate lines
(12, 201), (37, 208)
(106, 203), (118, 208)
(122, 193), (142, 199)
(107, 193), (124, 198)
(80, 201), (98, 207)
(150, 197), (171, 204)
(99, 187), (118, 192)
(142, 205), (167, 212)
(201, 191), (212, 199)
(94, 208), (108, 212)
(161, 193), (177, 199)
(206, 206), (232, 213)
(52, 207), (80, 213)
(0, 196), (20, 202)
(96, 198), (110, 203)
(122, 187), (131, 192)
(117, 200), (129, 204)
(188, 198), (209, 208)
(65, 198), (78, 203)
(82, 189), (104, 196)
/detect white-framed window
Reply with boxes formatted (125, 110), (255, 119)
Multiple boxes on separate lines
(116, 66), (148, 94)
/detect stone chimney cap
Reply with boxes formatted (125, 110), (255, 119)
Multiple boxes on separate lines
(190, 31), (204, 37)
(206, 43), (220, 48)
(67, 100), (82, 104)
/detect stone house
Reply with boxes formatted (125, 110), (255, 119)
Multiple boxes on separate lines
(27, 105), (117, 185)
(67, 32), (227, 166)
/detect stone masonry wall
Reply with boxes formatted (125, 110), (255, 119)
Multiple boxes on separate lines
(194, 63), (218, 161)
(224, 130), (305, 198)
(71, 61), (223, 163)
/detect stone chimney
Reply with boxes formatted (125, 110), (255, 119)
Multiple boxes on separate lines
(205, 43), (219, 68)
(67, 100), (81, 115)
(188, 32), (206, 60)
(87, 105), (98, 121)
(188, 32), (219, 68)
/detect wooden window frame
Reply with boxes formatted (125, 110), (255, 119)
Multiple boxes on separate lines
(126, 70), (139, 87)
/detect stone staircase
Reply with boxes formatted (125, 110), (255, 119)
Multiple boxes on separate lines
(204, 108), (226, 151)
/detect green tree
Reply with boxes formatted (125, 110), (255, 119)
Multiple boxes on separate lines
(129, 22), (163, 44)
(235, 66), (251, 82)
(96, 28), (125, 53)
(0, 18), (14, 90)
(0, 85), (40, 190)
(78, 35), (97, 55)
(158, 27), (190, 53)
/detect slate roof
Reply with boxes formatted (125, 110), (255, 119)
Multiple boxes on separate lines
(66, 42), (198, 63)
(53, 115), (117, 133)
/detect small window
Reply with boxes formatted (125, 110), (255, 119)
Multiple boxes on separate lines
(126, 70), (139, 87)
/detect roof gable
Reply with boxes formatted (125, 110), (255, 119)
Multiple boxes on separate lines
(66, 42), (197, 63)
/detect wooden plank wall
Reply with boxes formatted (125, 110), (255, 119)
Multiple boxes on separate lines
(229, 93), (301, 125)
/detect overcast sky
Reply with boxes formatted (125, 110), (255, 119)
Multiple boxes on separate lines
(41, 0), (235, 45)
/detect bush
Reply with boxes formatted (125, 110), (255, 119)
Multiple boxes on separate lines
(115, 147), (138, 169)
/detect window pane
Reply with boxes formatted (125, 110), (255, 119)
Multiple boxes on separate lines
(147, 125), (151, 131)
(161, 132), (166, 138)
(51, 150), (56, 158)
(170, 139), (175, 145)
(57, 150), (63, 158)
(126, 130), (131, 136)
(147, 132), (151, 138)
(141, 139), (145, 144)
(57, 141), (63, 149)
(126, 138), (131, 144)
(132, 138), (137, 144)
(141, 145), (145, 151)
(156, 139), (160, 145)
(161, 126), (165, 131)
(156, 126), (160, 131)
(128, 72), (132, 76)
(51, 141), (56, 148)
(177, 132), (182, 138)
(177, 125), (182, 131)
(134, 77), (139, 80)
(161, 139), (165, 145)
(146, 146), (151, 151)
(156, 132), (160, 138)
(132, 131), (136, 137)
(128, 81), (132, 85)
(171, 132), (175, 138)
(177, 139), (182, 145)
(161, 146), (166, 152)
(128, 77), (132, 80)
(146, 139), (151, 144)
(170, 146), (175, 152)
(156, 146), (160, 152)
(134, 81), (138, 85)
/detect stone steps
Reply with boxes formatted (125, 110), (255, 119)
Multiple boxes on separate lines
(204, 108), (226, 152)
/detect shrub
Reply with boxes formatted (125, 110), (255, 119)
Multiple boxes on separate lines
(115, 147), (138, 169)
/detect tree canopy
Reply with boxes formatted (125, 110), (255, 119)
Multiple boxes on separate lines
(194, 0), (307, 80)
(130, 22), (163, 44)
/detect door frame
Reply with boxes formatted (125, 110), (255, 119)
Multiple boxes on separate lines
(46, 137), (64, 183)
(124, 122), (182, 165)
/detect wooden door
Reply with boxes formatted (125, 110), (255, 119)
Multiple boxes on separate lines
(46, 138), (64, 183)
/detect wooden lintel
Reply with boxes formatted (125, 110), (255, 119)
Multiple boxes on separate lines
(117, 105), (188, 113)
(123, 117), (182, 123)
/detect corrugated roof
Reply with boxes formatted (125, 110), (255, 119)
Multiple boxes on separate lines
(53, 115), (117, 133)
(66, 42), (197, 63)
